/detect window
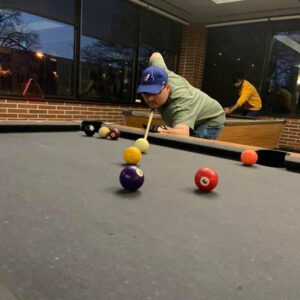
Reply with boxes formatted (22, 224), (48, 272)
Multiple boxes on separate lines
(3, 0), (74, 25)
(80, 36), (134, 102)
(136, 10), (181, 104)
(203, 19), (300, 117)
(262, 20), (300, 115)
(139, 10), (180, 77)
(0, 8), (74, 98)
(141, 10), (181, 54)
(203, 23), (269, 108)
(0, 1), (182, 104)
(138, 44), (177, 73)
(80, 0), (139, 103)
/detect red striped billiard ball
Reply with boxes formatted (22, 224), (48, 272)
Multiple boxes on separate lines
(109, 128), (120, 140)
(194, 168), (218, 192)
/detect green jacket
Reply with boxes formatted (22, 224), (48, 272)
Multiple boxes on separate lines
(150, 57), (225, 129)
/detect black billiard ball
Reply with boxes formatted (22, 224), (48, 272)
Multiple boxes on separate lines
(84, 124), (95, 137)
(119, 166), (144, 191)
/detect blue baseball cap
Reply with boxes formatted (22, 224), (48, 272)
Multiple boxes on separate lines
(137, 66), (168, 94)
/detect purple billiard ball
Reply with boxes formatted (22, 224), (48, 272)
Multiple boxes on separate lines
(119, 166), (144, 191)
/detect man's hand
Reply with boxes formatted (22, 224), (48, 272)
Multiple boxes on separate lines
(158, 124), (190, 136)
(224, 107), (230, 114)
(157, 126), (171, 133)
(142, 124), (167, 133)
(224, 103), (240, 115)
(142, 124), (189, 135)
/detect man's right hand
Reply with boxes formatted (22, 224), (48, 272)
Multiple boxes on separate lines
(224, 107), (230, 114)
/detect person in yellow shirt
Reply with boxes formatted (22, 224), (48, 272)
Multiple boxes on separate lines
(224, 72), (262, 117)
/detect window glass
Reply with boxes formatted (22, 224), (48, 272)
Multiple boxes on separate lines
(82, 0), (139, 48)
(0, 3), (182, 104)
(80, 36), (134, 103)
(80, 0), (138, 103)
(202, 23), (269, 108)
(0, 8), (74, 97)
(141, 10), (182, 53)
(203, 19), (300, 117)
(2, 0), (74, 25)
(138, 44), (177, 73)
(262, 20), (300, 115)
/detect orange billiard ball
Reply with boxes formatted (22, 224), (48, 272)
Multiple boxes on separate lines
(241, 150), (258, 166)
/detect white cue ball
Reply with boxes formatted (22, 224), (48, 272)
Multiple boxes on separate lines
(134, 138), (149, 153)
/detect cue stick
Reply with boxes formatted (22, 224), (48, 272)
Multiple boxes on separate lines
(144, 110), (154, 140)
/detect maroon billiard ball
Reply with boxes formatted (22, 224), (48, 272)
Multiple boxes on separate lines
(194, 168), (218, 192)
(108, 128), (120, 140)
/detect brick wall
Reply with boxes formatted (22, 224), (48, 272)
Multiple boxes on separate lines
(178, 23), (206, 89)
(0, 99), (146, 124)
(278, 118), (300, 152)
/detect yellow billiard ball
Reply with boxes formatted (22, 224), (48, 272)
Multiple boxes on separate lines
(123, 146), (142, 164)
(99, 126), (110, 138)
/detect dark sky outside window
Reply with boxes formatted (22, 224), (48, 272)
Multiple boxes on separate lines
(20, 12), (73, 59)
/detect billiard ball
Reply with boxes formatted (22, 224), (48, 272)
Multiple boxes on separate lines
(241, 150), (258, 166)
(123, 146), (141, 164)
(99, 126), (110, 138)
(119, 165), (144, 191)
(84, 124), (95, 137)
(194, 168), (218, 192)
(109, 128), (120, 140)
(134, 138), (149, 153)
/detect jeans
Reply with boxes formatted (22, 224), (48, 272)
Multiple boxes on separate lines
(191, 123), (224, 140)
(243, 109), (260, 117)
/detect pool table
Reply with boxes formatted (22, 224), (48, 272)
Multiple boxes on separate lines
(0, 121), (300, 300)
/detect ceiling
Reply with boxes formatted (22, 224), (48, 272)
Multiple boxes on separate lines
(143, 0), (300, 24)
